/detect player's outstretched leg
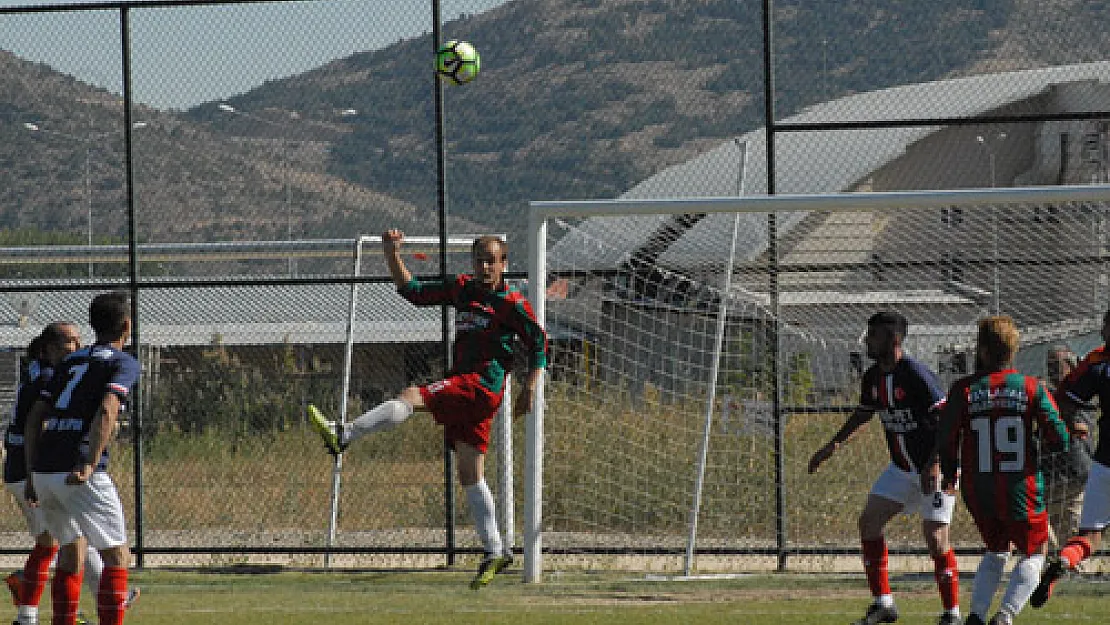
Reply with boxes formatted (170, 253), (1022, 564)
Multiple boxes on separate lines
(308, 405), (345, 456)
(469, 554), (511, 590)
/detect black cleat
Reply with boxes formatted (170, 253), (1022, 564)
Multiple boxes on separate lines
(1030, 557), (1066, 609)
(851, 602), (899, 625)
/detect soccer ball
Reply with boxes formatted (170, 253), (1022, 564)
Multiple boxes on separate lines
(435, 40), (480, 85)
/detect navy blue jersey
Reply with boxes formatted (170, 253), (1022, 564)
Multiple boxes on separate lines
(33, 344), (140, 473)
(858, 355), (947, 472)
(4, 360), (53, 483)
(1056, 344), (1110, 467)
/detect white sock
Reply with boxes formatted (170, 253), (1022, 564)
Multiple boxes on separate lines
(345, 399), (412, 446)
(971, 551), (1008, 618)
(1000, 553), (1044, 617)
(16, 604), (37, 624)
(877, 594), (894, 608)
(84, 545), (103, 596)
(465, 480), (503, 558)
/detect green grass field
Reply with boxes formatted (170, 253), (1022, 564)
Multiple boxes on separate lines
(56, 567), (1107, 624)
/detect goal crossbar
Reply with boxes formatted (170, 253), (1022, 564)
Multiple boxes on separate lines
(523, 183), (1110, 583)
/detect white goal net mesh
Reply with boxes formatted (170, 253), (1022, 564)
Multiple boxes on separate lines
(525, 186), (1110, 577)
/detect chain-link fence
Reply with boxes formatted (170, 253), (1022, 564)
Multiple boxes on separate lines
(0, 0), (1108, 570)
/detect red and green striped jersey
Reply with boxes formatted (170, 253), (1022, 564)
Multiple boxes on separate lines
(939, 369), (1069, 522)
(398, 275), (548, 395)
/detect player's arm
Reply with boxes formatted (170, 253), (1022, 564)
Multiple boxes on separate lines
(513, 367), (545, 420)
(382, 228), (413, 289)
(21, 399), (49, 504)
(1038, 381), (1069, 454)
(69, 392), (121, 485)
(1052, 388), (1090, 439)
(936, 389), (962, 492)
(807, 406), (873, 474)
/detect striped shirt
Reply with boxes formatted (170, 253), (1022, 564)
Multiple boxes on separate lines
(399, 275), (548, 394)
(939, 369), (1069, 521)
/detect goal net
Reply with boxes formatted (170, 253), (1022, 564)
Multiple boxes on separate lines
(522, 185), (1110, 581)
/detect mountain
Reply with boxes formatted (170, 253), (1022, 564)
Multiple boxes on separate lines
(6, 0), (1110, 263)
(194, 0), (1110, 244)
(0, 52), (485, 274)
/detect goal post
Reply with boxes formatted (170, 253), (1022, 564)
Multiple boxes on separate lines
(524, 184), (1110, 583)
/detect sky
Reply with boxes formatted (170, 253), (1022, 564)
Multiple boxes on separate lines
(0, 0), (508, 110)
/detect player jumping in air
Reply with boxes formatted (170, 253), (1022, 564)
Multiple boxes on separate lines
(939, 316), (1068, 625)
(808, 311), (961, 625)
(309, 229), (548, 589)
(1031, 309), (1110, 609)
(24, 291), (141, 625)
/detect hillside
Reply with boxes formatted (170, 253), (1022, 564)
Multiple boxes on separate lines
(194, 0), (1110, 242)
(0, 52), (486, 270)
(4, 0), (1110, 260)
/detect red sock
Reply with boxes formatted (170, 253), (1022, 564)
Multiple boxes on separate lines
(50, 568), (82, 625)
(21, 543), (58, 607)
(97, 566), (128, 625)
(1060, 536), (1093, 569)
(862, 538), (891, 597)
(933, 548), (959, 610)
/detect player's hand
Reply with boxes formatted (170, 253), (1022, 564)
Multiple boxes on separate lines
(382, 229), (404, 254)
(23, 476), (37, 507)
(1071, 420), (1090, 439)
(513, 386), (534, 420)
(66, 463), (94, 485)
(920, 464), (941, 493)
(940, 476), (956, 493)
(808, 442), (836, 474)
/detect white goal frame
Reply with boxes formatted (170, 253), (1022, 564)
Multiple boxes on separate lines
(523, 184), (1110, 583)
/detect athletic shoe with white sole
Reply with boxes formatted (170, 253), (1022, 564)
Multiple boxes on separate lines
(469, 555), (511, 590)
(308, 405), (345, 455)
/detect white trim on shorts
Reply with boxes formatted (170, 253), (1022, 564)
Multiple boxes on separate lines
(869, 462), (956, 524)
(1078, 460), (1110, 532)
(31, 471), (127, 550)
(4, 480), (47, 537)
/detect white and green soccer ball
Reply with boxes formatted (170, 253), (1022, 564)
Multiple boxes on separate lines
(435, 40), (481, 85)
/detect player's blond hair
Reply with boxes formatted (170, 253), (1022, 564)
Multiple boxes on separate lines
(977, 315), (1019, 371)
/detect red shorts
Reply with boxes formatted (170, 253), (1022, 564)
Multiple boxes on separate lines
(970, 509), (1049, 556)
(419, 373), (502, 454)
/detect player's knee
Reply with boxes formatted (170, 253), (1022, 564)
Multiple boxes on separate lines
(397, 386), (422, 408)
(99, 546), (129, 569)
